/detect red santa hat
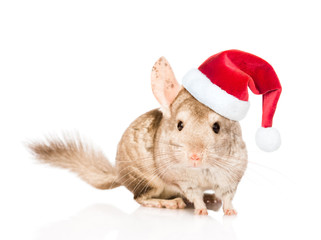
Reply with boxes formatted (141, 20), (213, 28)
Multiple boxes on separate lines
(182, 50), (282, 152)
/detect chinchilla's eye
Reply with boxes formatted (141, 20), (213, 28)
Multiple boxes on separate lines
(212, 122), (220, 134)
(177, 121), (184, 131)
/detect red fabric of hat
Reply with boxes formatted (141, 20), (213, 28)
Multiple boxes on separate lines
(182, 49), (282, 152)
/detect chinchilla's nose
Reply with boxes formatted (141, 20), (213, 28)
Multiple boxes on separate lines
(190, 153), (201, 161)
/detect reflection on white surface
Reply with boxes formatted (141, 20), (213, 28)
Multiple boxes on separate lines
(35, 204), (237, 240)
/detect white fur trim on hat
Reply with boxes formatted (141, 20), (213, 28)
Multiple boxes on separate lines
(182, 69), (250, 121)
(255, 127), (281, 152)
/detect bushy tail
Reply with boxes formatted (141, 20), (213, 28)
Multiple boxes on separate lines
(28, 134), (121, 189)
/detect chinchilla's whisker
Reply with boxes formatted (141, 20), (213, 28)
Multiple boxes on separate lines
(116, 151), (181, 164)
(135, 162), (175, 198)
(134, 164), (172, 196)
(245, 165), (293, 187)
(248, 161), (293, 182)
(117, 161), (170, 186)
(120, 159), (174, 189)
(157, 141), (184, 148)
(132, 166), (165, 194)
(206, 150), (239, 159)
(110, 153), (177, 188)
(131, 136), (184, 148)
(127, 161), (176, 195)
(207, 161), (241, 182)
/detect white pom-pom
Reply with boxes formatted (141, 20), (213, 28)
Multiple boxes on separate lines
(255, 127), (281, 152)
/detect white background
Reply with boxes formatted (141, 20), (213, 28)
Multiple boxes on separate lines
(1, 0), (320, 239)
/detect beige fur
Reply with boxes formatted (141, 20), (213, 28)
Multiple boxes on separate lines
(28, 57), (248, 215)
(28, 134), (120, 189)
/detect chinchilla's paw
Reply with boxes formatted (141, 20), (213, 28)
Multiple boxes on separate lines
(223, 208), (237, 216)
(160, 198), (186, 209)
(194, 208), (208, 215)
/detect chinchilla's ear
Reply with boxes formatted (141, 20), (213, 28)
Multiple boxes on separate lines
(151, 57), (181, 117)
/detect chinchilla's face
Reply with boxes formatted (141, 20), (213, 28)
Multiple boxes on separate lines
(151, 57), (247, 182)
(157, 89), (247, 170)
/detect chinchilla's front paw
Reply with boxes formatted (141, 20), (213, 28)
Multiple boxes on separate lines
(223, 208), (237, 216)
(194, 208), (208, 215)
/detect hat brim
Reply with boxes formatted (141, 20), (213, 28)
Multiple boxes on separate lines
(182, 69), (250, 121)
